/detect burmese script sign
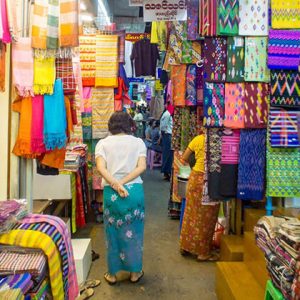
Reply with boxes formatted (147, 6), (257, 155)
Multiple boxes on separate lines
(129, 0), (143, 6)
(143, 0), (187, 22)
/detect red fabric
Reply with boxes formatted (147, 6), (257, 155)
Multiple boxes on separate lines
(76, 171), (86, 228)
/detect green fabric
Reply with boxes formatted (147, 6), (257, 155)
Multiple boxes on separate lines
(226, 37), (245, 82)
(217, 0), (239, 35)
(180, 108), (190, 151)
(181, 40), (193, 64)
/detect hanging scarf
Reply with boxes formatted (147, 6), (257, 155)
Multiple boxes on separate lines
(185, 64), (197, 106)
(59, 0), (79, 47)
(12, 37), (34, 96)
(47, 0), (59, 49)
(0, 0), (11, 43)
(31, 95), (46, 155)
(43, 79), (67, 150)
(5, 0), (18, 41)
(55, 57), (76, 94)
(0, 42), (5, 92)
(33, 55), (56, 95)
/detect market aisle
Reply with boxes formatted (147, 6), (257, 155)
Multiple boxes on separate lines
(77, 170), (217, 300)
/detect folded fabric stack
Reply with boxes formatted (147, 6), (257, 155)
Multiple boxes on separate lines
(255, 216), (300, 299)
(0, 288), (24, 300)
(63, 143), (88, 171)
(0, 200), (27, 234)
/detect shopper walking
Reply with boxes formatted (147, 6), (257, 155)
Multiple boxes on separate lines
(180, 134), (220, 261)
(95, 112), (146, 285)
(133, 107), (144, 138)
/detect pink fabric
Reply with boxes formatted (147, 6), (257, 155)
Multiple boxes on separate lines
(1, 0), (11, 43)
(167, 80), (173, 104)
(31, 95), (46, 154)
(72, 54), (84, 112)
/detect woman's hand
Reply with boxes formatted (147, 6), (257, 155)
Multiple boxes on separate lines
(111, 180), (129, 198)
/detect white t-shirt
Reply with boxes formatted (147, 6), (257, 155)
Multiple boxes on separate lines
(95, 135), (147, 186)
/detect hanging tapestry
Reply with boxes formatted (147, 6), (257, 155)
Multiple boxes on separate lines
(91, 87), (114, 139)
(217, 0), (239, 36)
(192, 41), (202, 64)
(172, 107), (183, 151)
(181, 107), (191, 151)
(203, 37), (227, 83)
(207, 128), (223, 200)
(185, 65), (197, 106)
(271, 70), (300, 108)
(220, 129), (240, 197)
(196, 65), (204, 105)
(181, 40), (193, 64)
(238, 0), (268, 36)
(199, 0), (217, 36)
(269, 108), (300, 148)
(201, 129), (211, 204)
(237, 129), (266, 201)
(79, 35), (96, 87)
(55, 58), (76, 95)
(244, 83), (269, 128)
(224, 83), (245, 129)
(271, 0), (300, 29)
(203, 82), (225, 127)
(187, 0), (200, 40)
(171, 65), (187, 107)
(267, 140), (300, 197)
(226, 36), (244, 83)
(268, 30), (300, 71)
(245, 37), (270, 82)
(95, 35), (119, 87)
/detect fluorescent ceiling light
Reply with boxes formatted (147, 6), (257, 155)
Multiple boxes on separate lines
(98, 0), (111, 25)
(80, 2), (87, 11)
(81, 14), (93, 22)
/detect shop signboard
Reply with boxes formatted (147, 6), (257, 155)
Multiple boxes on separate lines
(129, 0), (143, 6)
(143, 0), (187, 22)
(125, 33), (151, 43)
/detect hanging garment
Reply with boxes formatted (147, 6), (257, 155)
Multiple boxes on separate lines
(95, 35), (119, 87)
(203, 37), (227, 82)
(46, 0), (59, 49)
(79, 35), (96, 87)
(187, 0), (200, 40)
(239, 0), (268, 36)
(55, 58), (76, 94)
(220, 129), (240, 197)
(150, 21), (167, 51)
(217, 0), (239, 36)
(203, 82), (225, 128)
(0, 43), (5, 91)
(224, 83), (245, 129)
(116, 30), (125, 63)
(185, 65), (197, 106)
(172, 108), (183, 151)
(271, 70), (300, 108)
(237, 129), (266, 201)
(269, 108), (300, 148)
(271, 0), (300, 29)
(268, 30), (300, 71)
(244, 83), (269, 128)
(171, 151), (185, 203)
(245, 37), (270, 82)
(196, 64), (204, 105)
(226, 37), (244, 83)
(171, 65), (187, 107)
(12, 37), (34, 97)
(0, 0), (12, 43)
(199, 0), (217, 36)
(69, 94), (83, 145)
(5, 0), (18, 42)
(40, 147), (66, 169)
(124, 41), (133, 77)
(59, 0), (79, 47)
(43, 79), (67, 150)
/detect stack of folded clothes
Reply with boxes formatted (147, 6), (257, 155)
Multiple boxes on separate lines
(255, 216), (300, 300)
(63, 144), (88, 172)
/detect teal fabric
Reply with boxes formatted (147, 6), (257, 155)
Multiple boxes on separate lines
(103, 184), (145, 275)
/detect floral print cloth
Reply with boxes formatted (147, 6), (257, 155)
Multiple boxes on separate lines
(245, 37), (270, 82)
(217, 0), (239, 36)
(103, 184), (145, 275)
(171, 65), (187, 106)
(187, 0), (200, 40)
(185, 65), (197, 106)
(196, 64), (204, 105)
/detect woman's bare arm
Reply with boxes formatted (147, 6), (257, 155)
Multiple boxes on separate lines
(119, 157), (147, 185)
(182, 147), (193, 164)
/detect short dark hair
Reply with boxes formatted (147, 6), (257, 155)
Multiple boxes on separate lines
(108, 112), (135, 135)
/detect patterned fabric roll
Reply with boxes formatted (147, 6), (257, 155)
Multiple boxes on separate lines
(268, 30), (300, 71)
(217, 0), (239, 36)
(199, 0), (217, 36)
(226, 37), (244, 82)
(270, 70), (300, 108)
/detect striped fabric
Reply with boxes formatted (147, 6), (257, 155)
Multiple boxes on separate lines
(29, 279), (50, 300)
(55, 57), (76, 94)
(221, 129), (240, 164)
(59, 0), (79, 47)
(269, 108), (300, 148)
(0, 273), (33, 294)
(47, 0), (59, 49)
(199, 0), (217, 36)
(217, 0), (239, 36)
(0, 288), (24, 300)
(95, 35), (119, 87)
(0, 229), (64, 300)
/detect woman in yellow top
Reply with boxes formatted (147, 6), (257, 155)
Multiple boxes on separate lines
(180, 134), (220, 261)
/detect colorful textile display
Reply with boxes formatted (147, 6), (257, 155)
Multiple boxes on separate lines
(245, 37), (270, 82)
(271, 70), (300, 108)
(12, 37), (34, 97)
(187, 0), (200, 40)
(238, 0), (268, 36)
(271, 0), (300, 29)
(29, 279), (50, 300)
(167, 22), (184, 65)
(33, 56), (56, 95)
(5, 0), (19, 42)
(268, 30), (300, 71)
(0, 43), (5, 92)
(217, 0), (239, 36)
(224, 83), (245, 129)
(181, 40), (193, 64)
(199, 0), (217, 36)
(55, 58), (76, 94)
(0, 288), (24, 299)
(244, 83), (269, 128)
(0, 273), (33, 294)
(185, 64), (197, 106)
(203, 37), (227, 82)
(91, 87), (114, 139)
(237, 129), (266, 200)
(269, 108), (300, 148)
(150, 21), (168, 51)
(59, 0), (79, 47)
(267, 140), (300, 197)
(203, 82), (225, 127)
(79, 35), (96, 87)
(43, 79), (67, 150)
(220, 129), (240, 197)
(95, 35), (119, 87)
(196, 65), (204, 105)
(171, 65), (187, 106)
(191, 41), (202, 64)
(46, 0), (59, 49)
(226, 37), (244, 82)
(0, 0), (12, 43)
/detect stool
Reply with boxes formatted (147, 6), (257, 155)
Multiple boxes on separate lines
(265, 280), (284, 300)
(147, 149), (162, 170)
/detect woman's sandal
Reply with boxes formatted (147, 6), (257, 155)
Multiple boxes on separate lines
(130, 271), (144, 283)
(104, 272), (117, 285)
(76, 288), (94, 300)
(197, 253), (219, 262)
(79, 279), (101, 292)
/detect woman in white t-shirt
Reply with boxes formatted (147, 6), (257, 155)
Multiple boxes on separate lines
(95, 112), (147, 285)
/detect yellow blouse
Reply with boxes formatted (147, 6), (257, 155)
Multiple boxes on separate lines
(188, 135), (205, 173)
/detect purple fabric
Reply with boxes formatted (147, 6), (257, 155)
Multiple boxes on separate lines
(0, 201), (21, 223)
(187, 0), (200, 40)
